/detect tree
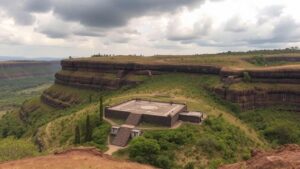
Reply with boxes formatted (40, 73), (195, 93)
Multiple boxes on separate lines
(99, 96), (104, 123)
(243, 72), (251, 82)
(85, 115), (92, 142)
(89, 95), (92, 103)
(74, 125), (80, 144)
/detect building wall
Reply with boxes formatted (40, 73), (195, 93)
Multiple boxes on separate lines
(104, 108), (130, 120)
(105, 103), (188, 127)
(179, 114), (201, 123)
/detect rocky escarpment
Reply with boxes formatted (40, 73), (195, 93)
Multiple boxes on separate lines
(0, 61), (60, 80)
(55, 59), (221, 90)
(40, 89), (81, 109)
(50, 58), (300, 110)
(219, 144), (300, 169)
(213, 86), (300, 111)
(220, 65), (300, 84)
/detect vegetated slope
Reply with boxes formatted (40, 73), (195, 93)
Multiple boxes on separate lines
(219, 144), (300, 169)
(0, 148), (155, 169)
(0, 73), (266, 168)
(43, 74), (268, 168)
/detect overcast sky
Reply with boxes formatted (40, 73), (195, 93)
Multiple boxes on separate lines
(0, 0), (300, 58)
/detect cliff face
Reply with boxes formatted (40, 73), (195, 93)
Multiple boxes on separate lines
(50, 58), (300, 110)
(213, 87), (300, 111)
(220, 65), (300, 84)
(56, 59), (221, 90)
(0, 61), (60, 80)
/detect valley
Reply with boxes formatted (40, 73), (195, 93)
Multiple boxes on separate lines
(0, 61), (60, 113)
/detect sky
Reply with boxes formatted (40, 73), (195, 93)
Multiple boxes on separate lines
(0, 0), (300, 58)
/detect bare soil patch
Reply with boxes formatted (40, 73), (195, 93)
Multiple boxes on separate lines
(0, 148), (155, 169)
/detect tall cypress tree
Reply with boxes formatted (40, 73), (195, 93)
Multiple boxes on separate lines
(74, 125), (80, 144)
(89, 94), (92, 103)
(99, 96), (104, 123)
(85, 115), (92, 142)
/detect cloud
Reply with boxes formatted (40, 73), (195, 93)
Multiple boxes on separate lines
(0, 0), (300, 58)
(52, 0), (204, 27)
(224, 16), (248, 32)
(248, 16), (300, 44)
(258, 5), (285, 24)
(0, 0), (205, 27)
(167, 15), (212, 41)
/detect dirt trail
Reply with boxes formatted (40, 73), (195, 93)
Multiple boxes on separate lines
(0, 148), (155, 169)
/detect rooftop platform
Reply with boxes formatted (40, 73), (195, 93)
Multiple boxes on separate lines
(108, 100), (186, 117)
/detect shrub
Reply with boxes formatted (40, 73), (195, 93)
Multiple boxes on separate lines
(264, 124), (299, 145)
(243, 72), (251, 82)
(0, 137), (38, 162)
(184, 162), (195, 169)
(92, 123), (110, 146)
(129, 137), (160, 164)
(252, 55), (267, 66)
(155, 155), (173, 169)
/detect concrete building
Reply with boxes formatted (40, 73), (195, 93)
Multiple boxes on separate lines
(105, 99), (204, 147)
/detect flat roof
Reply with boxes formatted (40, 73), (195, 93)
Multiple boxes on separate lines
(108, 100), (185, 116)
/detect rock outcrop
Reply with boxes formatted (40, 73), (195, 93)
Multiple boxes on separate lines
(55, 59), (221, 90)
(220, 65), (300, 84)
(213, 87), (300, 111)
(50, 58), (300, 110)
(219, 144), (300, 169)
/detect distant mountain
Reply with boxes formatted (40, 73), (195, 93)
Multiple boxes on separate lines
(0, 56), (63, 61)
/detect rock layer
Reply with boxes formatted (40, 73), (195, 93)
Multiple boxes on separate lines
(213, 87), (300, 111)
(52, 59), (300, 110)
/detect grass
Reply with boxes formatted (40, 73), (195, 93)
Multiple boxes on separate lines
(36, 103), (111, 151)
(0, 137), (39, 162)
(238, 108), (300, 146)
(229, 82), (300, 91)
(0, 76), (54, 112)
(0, 111), (6, 119)
(78, 51), (300, 68)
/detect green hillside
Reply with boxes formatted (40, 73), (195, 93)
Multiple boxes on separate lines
(0, 73), (269, 168)
(0, 54), (299, 168)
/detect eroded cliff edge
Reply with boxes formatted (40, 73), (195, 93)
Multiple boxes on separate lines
(43, 56), (300, 111)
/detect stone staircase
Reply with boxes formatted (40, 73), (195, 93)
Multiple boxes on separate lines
(111, 113), (143, 147)
(111, 126), (133, 147)
(125, 113), (142, 126)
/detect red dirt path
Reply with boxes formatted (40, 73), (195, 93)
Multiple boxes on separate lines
(0, 148), (155, 169)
